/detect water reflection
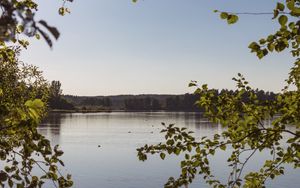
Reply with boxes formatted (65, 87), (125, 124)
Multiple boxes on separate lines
(39, 113), (64, 144)
(38, 112), (299, 188)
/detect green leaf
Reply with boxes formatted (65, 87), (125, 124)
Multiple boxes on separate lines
(287, 0), (295, 11)
(267, 43), (275, 51)
(220, 12), (228, 19)
(273, 9), (279, 19)
(175, 148), (181, 155)
(188, 81), (197, 87)
(25, 99), (45, 121)
(276, 3), (285, 11)
(58, 7), (65, 15)
(220, 144), (226, 151)
(35, 33), (40, 40)
(17, 25), (24, 33)
(227, 15), (239, 24)
(278, 15), (288, 26)
(160, 153), (166, 160)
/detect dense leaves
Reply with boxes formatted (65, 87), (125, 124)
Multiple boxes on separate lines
(137, 1), (300, 188)
(0, 0), (73, 187)
(0, 0), (73, 48)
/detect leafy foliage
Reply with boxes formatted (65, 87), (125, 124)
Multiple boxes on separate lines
(137, 1), (300, 188)
(0, 0), (72, 48)
(0, 0), (73, 187)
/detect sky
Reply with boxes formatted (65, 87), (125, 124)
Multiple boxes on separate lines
(21, 0), (293, 96)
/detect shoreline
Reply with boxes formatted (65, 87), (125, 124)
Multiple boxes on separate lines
(49, 109), (202, 113)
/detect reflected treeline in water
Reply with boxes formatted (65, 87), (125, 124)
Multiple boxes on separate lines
(39, 113), (65, 143)
(39, 112), (280, 137)
(36, 112), (299, 188)
(41, 113), (63, 127)
(39, 112), (220, 134)
(38, 112), (290, 146)
(181, 112), (224, 138)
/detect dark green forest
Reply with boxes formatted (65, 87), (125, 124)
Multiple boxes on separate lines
(49, 82), (277, 112)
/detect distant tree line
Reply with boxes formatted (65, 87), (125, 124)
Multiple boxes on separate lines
(124, 89), (276, 111)
(51, 86), (277, 111)
(124, 97), (161, 110)
(165, 93), (200, 111)
(62, 95), (112, 111)
(79, 97), (111, 107)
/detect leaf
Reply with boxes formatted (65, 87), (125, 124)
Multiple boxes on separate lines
(160, 153), (166, 160)
(227, 15), (239, 24)
(25, 99), (44, 110)
(37, 28), (53, 48)
(35, 33), (40, 40)
(175, 148), (181, 155)
(17, 25), (24, 33)
(276, 3), (285, 11)
(287, 0), (295, 11)
(0, 171), (7, 181)
(272, 9), (279, 19)
(25, 99), (44, 121)
(278, 15), (288, 26)
(39, 20), (60, 39)
(16, 184), (24, 188)
(220, 12), (228, 19)
(59, 7), (65, 16)
(267, 43), (275, 51)
(8, 179), (13, 187)
(220, 144), (226, 151)
(188, 82), (197, 87)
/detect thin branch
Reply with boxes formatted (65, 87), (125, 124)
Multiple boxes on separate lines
(261, 155), (289, 185)
(233, 148), (258, 187)
(233, 12), (288, 15)
(216, 10), (290, 16)
(260, 128), (299, 137)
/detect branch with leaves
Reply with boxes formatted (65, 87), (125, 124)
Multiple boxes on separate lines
(137, 1), (300, 187)
(0, 0), (74, 187)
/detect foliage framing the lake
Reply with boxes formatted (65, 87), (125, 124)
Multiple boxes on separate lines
(137, 1), (300, 188)
(0, 0), (73, 187)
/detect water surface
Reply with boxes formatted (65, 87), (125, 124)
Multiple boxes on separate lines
(39, 112), (299, 188)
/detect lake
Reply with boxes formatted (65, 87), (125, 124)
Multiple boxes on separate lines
(39, 112), (299, 188)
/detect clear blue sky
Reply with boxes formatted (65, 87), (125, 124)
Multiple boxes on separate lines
(21, 0), (292, 96)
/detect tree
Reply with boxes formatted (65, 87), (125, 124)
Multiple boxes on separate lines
(48, 81), (75, 110)
(50, 81), (62, 99)
(137, 1), (300, 188)
(0, 0), (73, 187)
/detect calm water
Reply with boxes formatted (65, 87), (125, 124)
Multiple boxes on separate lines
(39, 112), (299, 188)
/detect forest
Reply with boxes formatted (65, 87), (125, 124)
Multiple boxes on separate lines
(49, 81), (277, 112)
